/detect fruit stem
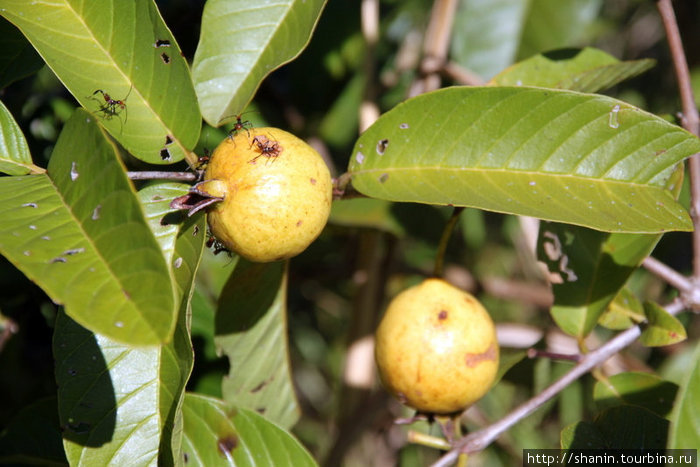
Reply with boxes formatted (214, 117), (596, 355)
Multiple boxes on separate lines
(407, 430), (451, 450)
(433, 207), (465, 277)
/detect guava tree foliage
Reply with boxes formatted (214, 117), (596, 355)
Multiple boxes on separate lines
(0, 1), (698, 466)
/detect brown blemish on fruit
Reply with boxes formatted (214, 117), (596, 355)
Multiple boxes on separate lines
(465, 343), (497, 368)
(217, 435), (238, 456)
(296, 220), (303, 227)
(438, 310), (448, 320)
(310, 178), (317, 185)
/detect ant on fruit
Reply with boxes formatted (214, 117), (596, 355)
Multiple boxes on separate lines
(249, 135), (282, 164)
(89, 86), (132, 129)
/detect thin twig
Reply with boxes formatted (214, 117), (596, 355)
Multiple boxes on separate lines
(431, 299), (686, 467)
(360, 0), (380, 132)
(657, 0), (700, 279)
(642, 256), (693, 293)
(411, 0), (459, 96)
(127, 171), (198, 181)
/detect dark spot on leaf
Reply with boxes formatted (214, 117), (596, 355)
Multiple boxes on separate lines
(193, 225), (199, 236)
(165, 135), (173, 145)
(155, 39), (171, 47)
(161, 52), (171, 64)
(123, 289), (131, 300)
(65, 421), (91, 434)
(399, 123), (409, 129)
(22, 202), (38, 208)
(183, 452), (189, 463)
(50, 257), (67, 264)
(68, 368), (77, 376)
(379, 173), (389, 183)
(438, 310), (448, 320)
(465, 343), (497, 368)
(217, 435), (238, 455)
(160, 148), (171, 160)
(376, 138), (389, 155)
(92, 205), (101, 220)
(256, 407), (266, 414)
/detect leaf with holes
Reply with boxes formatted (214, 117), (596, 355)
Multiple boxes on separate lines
(537, 222), (662, 338)
(181, 394), (316, 467)
(55, 186), (203, 465)
(192, 0), (326, 126)
(215, 259), (299, 429)
(0, 109), (175, 345)
(0, 0), (201, 165)
(491, 47), (655, 93)
(349, 87), (698, 233)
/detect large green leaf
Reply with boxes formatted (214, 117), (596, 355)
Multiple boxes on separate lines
(537, 223), (661, 338)
(450, 0), (528, 80)
(0, 98), (38, 175)
(0, 109), (175, 345)
(215, 259), (300, 429)
(139, 182), (206, 464)
(348, 86), (698, 233)
(181, 394), (316, 467)
(598, 287), (645, 330)
(492, 47), (656, 93)
(668, 341), (700, 450)
(55, 186), (204, 466)
(192, 0), (326, 126)
(0, 0), (201, 165)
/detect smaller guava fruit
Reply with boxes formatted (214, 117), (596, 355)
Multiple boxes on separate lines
(374, 278), (499, 414)
(184, 127), (332, 262)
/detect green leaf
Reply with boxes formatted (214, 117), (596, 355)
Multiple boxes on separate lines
(0, 109), (175, 345)
(0, 98), (37, 175)
(349, 86), (698, 233)
(139, 182), (206, 464)
(593, 372), (678, 418)
(0, 397), (67, 466)
(518, 0), (601, 60)
(181, 393), (317, 467)
(639, 301), (687, 347)
(0, 0), (201, 164)
(561, 405), (668, 449)
(54, 187), (203, 466)
(216, 259), (300, 429)
(491, 47), (656, 93)
(668, 341), (700, 450)
(598, 287), (645, 330)
(450, 0), (528, 80)
(537, 223), (660, 338)
(0, 16), (44, 88)
(192, 0), (327, 126)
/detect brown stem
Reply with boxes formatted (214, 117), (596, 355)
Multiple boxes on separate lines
(127, 171), (198, 181)
(642, 256), (693, 293)
(656, 0), (700, 278)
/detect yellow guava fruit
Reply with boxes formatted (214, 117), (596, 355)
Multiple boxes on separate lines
(375, 278), (499, 414)
(199, 127), (332, 262)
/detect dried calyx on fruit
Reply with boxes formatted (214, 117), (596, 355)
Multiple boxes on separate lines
(171, 127), (332, 262)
